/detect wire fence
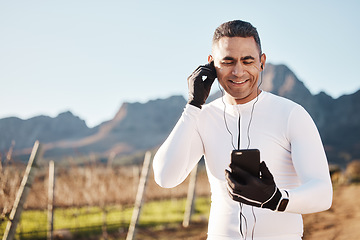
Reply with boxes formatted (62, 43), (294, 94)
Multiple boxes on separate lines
(0, 147), (211, 240)
(1, 197), (210, 239)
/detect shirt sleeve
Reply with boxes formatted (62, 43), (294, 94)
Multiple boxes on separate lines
(153, 104), (205, 188)
(285, 105), (333, 214)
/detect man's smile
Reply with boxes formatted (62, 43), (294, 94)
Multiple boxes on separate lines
(229, 79), (249, 85)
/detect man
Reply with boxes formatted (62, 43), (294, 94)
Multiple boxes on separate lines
(153, 20), (332, 240)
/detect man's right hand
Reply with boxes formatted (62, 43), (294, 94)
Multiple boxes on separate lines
(187, 62), (217, 109)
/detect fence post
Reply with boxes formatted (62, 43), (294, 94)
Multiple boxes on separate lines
(2, 141), (42, 240)
(1, 140), (15, 171)
(47, 160), (55, 240)
(5, 141), (16, 164)
(182, 163), (198, 227)
(100, 183), (108, 240)
(107, 152), (116, 169)
(102, 206), (108, 240)
(132, 165), (140, 194)
(126, 151), (152, 240)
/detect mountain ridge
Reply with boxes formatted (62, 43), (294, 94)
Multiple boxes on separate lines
(1, 63), (358, 167)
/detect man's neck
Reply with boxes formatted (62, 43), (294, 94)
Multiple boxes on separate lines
(225, 89), (262, 105)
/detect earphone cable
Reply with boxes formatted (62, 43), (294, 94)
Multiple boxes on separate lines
(246, 70), (263, 149)
(251, 206), (256, 239)
(237, 113), (241, 150)
(219, 82), (237, 150)
(219, 64), (264, 239)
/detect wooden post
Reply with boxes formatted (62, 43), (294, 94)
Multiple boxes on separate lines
(100, 184), (108, 240)
(182, 163), (198, 227)
(126, 151), (152, 240)
(47, 160), (55, 240)
(5, 140), (15, 164)
(132, 165), (140, 194)
(107, 152), (116, 169)
(1, 140), (15, 171)
(2, 141), (42, 240)
(102, 206), (108, 240)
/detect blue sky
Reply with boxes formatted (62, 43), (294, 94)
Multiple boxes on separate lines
(1, 0), (359, 127)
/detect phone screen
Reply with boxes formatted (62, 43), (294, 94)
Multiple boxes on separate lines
(231, 149), (260, 177)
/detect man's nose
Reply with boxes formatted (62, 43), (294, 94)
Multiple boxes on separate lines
(231, 62), (245, 77)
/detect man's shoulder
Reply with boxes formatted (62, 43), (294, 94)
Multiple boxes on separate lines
(202, 97), (224, 111)
(262, 91), (307, 116)
(263, 91), (301, 107)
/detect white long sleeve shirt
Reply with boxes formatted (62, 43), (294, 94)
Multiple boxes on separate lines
(153, 91), (332, 240)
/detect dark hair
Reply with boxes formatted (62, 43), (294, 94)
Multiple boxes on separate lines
(212, 20), (262, 55)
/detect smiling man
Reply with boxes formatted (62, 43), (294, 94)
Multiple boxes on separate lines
(153, 20), (332, 240)
(209, 36), (265, 105)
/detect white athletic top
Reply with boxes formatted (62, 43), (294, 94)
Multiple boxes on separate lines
(153, 91), (332, 240)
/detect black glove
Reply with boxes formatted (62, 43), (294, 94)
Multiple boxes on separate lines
(225, 161), (281, 210)
(187, 62), (217, 109)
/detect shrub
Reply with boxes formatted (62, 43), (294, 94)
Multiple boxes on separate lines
(346, 160), (360, 183)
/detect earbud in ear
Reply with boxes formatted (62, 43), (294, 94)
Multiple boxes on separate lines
(261, 64), (263, 70)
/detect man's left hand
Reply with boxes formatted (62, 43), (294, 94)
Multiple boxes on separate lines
(225, 161), (282, 210)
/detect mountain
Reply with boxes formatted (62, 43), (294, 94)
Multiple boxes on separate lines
(5, 96), (186, 160)
(258, 64), (360, 166)
(0, 111), (95, 151)
(42, 95), (186, 157)
(1, 63), (359, 167)
(316, 90), (360, 166)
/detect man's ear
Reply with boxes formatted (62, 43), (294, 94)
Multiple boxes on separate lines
(260, 53), (266, 71)
(208, 55), (214, 63)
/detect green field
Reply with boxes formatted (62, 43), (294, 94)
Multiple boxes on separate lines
(0, 197), (210, 239)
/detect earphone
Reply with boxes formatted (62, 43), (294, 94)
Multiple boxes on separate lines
(219, 68), (263, 150)
(218, 66), (264, 239)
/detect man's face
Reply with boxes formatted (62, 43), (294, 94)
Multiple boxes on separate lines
(210, 37), (266, 105)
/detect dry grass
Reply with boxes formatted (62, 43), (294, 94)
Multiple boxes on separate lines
(0, 161), (210, 214)
(2, 157), (360, 240)
(0, 164), (26, 218)
(112, 184), (360, 240)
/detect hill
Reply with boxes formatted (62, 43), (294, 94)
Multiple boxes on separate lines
(1, 63), (359, 167)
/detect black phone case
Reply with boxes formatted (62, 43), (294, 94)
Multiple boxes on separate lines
(231, 149), (260, 177)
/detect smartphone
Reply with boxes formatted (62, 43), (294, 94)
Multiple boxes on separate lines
(231, 149), (260, 178)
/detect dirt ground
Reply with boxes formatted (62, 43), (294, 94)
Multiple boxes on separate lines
(117, 184), (360, 240)
(302, 184), (360, 240)
(3, 166), (360, 239)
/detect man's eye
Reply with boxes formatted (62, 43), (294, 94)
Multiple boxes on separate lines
(221, 61), (233, 65)
(243, 61), (254, 65)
